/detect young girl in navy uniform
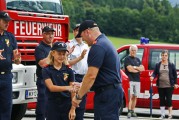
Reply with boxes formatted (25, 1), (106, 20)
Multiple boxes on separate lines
(42, 42), (78, 120)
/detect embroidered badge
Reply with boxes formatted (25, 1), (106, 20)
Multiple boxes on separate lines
(5, 39), (10, 47)
(63, 73), (69, 81)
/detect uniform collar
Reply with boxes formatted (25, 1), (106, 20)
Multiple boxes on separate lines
(96, 34), (104, 41)
(49, 64), (67, 71)
(92, 34), (104, 45)
(0, 31), (7, 36)
(41, 41), (51, 47)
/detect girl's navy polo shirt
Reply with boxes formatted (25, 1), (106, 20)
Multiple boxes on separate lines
(0, 31), (17, 71)
(42, 64), (75, 99)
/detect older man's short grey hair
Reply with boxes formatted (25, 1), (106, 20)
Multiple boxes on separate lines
(129, 45), (138, 51)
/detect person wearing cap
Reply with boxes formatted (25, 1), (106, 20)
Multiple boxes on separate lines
(42, 41), (79, 120)
(72, 20), (123, 120)
(34, 26), (55, 120)
(66, 24), (89, 120)
(0, 11), (21, 119)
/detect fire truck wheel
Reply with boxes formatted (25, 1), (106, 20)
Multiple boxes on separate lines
(119, 99), (124, 116)
(11, 103), (27, 120)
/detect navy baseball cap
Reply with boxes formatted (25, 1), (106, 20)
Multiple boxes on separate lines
(75, 20), (98, 38)
(0, 11), (12, 21)
(42, 26), (55, 33)
(73, 23), (80, 30)
(51, 42), (69, 52)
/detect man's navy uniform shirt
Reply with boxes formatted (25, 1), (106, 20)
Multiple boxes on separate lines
(42, 64), (75, 99)
(88, 34), (121, 89)
(124, 56), (141, 82)
(0, 31), (17, 71)
(35, 41), (51, 79)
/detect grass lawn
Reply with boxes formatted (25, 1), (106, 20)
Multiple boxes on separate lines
(69, 33), (166, 48)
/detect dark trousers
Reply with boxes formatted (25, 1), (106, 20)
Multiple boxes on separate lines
(46, 98), (71, 120)
(36, 78), (47, 120)
(0, 73), (13, 120)
(158, 87), (174, 107)
(94, 84), (123, 120)
(75, 74), (86, 120)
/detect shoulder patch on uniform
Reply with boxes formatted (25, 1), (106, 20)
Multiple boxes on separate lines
(63, 73), (69, 81)
(5, 39), (10, 47)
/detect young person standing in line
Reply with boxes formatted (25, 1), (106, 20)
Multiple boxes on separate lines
(42, 42), (79, 120)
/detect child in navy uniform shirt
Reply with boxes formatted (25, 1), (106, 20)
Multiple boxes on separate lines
(42, 42), (78, 120)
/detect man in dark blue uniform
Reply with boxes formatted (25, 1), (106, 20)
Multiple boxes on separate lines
(72, 20), (123, 120)
(34, 26), (55, 120)
(0, 11), (21, 120)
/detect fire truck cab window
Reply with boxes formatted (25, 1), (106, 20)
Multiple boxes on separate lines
(149, 50), (161, 70)
(169, 50), (179, 70)
(6, 0), (63, 15)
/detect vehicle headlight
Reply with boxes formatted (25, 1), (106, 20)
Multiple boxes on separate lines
(12, 72), (18, 83)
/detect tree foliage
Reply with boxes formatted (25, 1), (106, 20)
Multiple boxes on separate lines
(62, 0), (179, 43)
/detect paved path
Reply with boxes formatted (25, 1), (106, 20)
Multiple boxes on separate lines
(22, 108), (179, 120)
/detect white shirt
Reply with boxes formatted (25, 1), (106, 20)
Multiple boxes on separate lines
(67, 38), (89, 75)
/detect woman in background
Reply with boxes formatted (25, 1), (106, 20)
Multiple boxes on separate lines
(150, 50), (179, 119)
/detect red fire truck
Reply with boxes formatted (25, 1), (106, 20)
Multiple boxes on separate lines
(0, 0), (69, 120)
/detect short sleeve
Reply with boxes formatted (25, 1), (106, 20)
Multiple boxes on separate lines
(88, 45), (105, 68)
(124, 57), (131, 67)
(67, 68), (75, 82)
(10, 33), (17, 50)
(42, 68), (51, 81)
(137, 58), (142, 65)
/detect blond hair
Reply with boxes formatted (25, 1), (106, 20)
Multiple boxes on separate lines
(47, 50), (69, 65)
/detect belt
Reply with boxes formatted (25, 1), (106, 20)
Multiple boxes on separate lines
(0, 71), (11, 75)
(95, 83), (121, 94)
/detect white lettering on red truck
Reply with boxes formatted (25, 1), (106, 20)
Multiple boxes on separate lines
(14, 21), (62, 37)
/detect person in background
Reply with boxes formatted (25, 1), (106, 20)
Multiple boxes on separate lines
(72, 20), (123, 120)
(42, 42), (79, 120)
(150, 50), (179, 119)
(67, 23), (89, 120)
(0, 11), (21, 120)
(124, 45), (144, 119)
(35, 26), (55, 120)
